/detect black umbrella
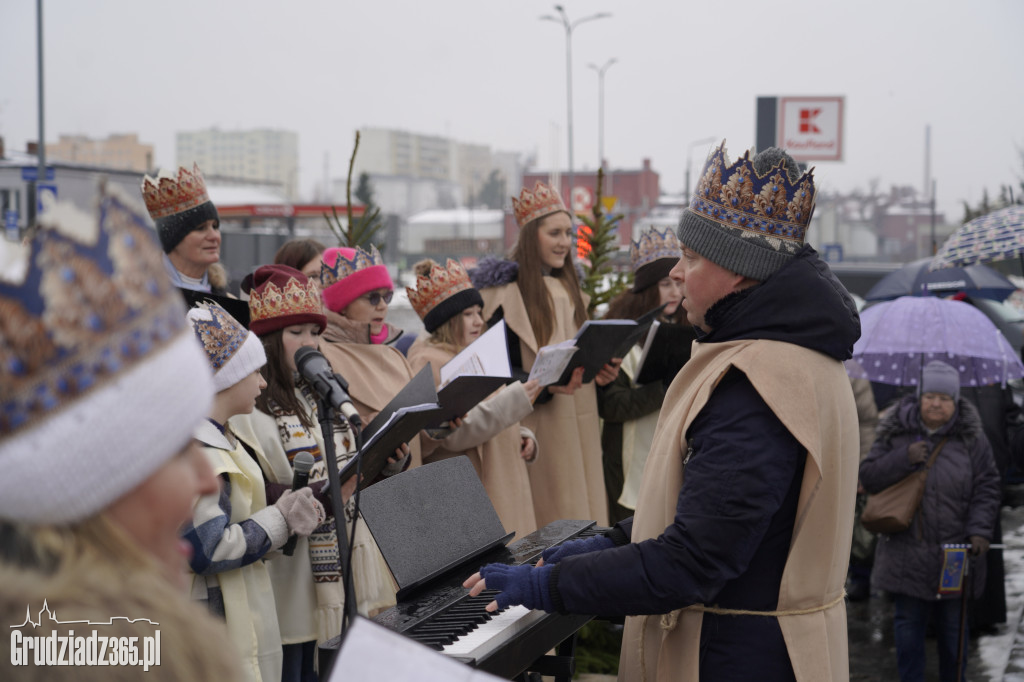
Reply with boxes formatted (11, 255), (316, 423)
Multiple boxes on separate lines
(864, 258), (1016, 302)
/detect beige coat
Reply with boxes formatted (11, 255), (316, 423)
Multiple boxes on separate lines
(319, 310), (423, 469)
(479, 279), (607, 527)
(407, 339), (539, 538)
(619, 339), (858, 682)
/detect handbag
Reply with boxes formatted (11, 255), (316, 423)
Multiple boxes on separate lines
(860, 437), (947, 534)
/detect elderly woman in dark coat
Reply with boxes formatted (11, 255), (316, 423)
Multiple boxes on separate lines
(860, 360), (1001, 682)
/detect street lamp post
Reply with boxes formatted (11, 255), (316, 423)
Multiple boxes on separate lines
(540, 5), (611, 210)
(588, 58), (617, 173)
(684, 136), (718, 205)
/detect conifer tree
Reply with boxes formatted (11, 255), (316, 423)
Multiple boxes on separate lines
(577, 168), (630, 317)
(324, 131), (386, 251)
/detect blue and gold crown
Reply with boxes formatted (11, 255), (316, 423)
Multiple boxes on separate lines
(689, 142), (815, 246)
(631, 228), (682, 273)
(0, 193), (187, 436)
(319, 245), (385, 290)
(189, 303), (248, 372)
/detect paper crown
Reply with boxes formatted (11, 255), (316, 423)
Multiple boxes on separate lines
(631, 228), (682, 273)
(320, 244), (386, 290)
(141, 163), (212, 221)
(1, 194), (190, 436)
(406, 259), (484, 333)
(689, 141), (815, 246)
(512, 181), (568, 229)
(187, 302), (266, 393)
(247, 264), (326, 337)
(0, 188), (215, 523)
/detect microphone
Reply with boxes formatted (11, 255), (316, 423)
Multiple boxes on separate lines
(294, 346), (363, 428)
(281, 451), (316, 557)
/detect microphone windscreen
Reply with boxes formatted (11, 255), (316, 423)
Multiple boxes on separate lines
(293, 451), (315, 475)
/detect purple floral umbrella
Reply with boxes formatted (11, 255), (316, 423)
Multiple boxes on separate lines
(931, 204), (1024, 269)
(846, 296), (1024, 387)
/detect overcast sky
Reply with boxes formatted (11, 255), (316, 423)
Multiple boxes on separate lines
(2, 0), (1022, 223)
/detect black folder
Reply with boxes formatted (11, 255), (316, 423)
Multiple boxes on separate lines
(633, 322), (698, 386)
(178, 287), (251, 328)
(552, 319), (642, 386)
(430, 375), (511, 427)
(340, 365), (443, 490)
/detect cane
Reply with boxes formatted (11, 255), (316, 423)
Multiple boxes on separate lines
(955, 557), (969, 682)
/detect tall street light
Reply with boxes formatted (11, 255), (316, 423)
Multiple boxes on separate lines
(588, 58), (617, 173)
(684, 136), (718, 205)
(540, 5), (611, 210)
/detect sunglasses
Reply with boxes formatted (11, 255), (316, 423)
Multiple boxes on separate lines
(362, 290), (394, 306)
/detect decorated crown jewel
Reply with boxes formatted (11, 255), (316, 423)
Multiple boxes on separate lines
(512, 181), (568, 228)
(189, 303), (248, 372)
(249, 273), (323, 325)
(406, 259), (475, 320)
(141, 163), (212, 220)
(320, 245), (385, 290)
(1, 191), (187, 436)
(689, 141), (816, 245)
(631, 227), (682, 273)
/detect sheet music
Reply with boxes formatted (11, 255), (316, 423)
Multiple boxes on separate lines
(328, 616), (504, 682)
(527, 339), (578, 386)
(440, 320), (513, 388)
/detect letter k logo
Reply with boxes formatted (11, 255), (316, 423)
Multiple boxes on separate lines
(799, 108), (822, 134)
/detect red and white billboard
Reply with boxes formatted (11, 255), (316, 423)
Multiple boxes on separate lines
(777, 96), (844, 162)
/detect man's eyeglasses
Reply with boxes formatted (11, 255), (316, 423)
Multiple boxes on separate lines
(362, 290), (394, 306)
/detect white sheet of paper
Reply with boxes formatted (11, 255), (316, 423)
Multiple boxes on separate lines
(440, 319), (512, 388)
(327, 617), (504, 682)
(527, 339), (578, 386)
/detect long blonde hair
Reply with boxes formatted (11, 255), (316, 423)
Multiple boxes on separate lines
(511, 213), (588, 346)
(0, 515), (243, 681)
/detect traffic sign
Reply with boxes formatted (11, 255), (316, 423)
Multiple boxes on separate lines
(5, 210), (18, 241)
(21, 167), (55, 182)
(37, 183), (58, 212)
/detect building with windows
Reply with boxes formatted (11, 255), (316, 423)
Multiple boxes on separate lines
(46, 133), (153, 173)
(176, 128), (299, 200)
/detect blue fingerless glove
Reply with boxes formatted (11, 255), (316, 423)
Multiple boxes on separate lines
(479, 563), (555, 612)
(541, 534), (615, 565)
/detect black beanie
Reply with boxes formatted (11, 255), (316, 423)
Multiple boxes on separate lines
(422, 287), (484, 333)
(156, 201), (219, 253)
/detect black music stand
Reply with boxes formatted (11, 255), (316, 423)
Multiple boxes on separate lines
(358, 457), (514, 601)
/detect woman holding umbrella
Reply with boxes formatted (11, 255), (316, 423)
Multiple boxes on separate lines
(859, 360), (1001, 682)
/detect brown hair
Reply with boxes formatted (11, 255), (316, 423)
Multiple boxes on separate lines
(256, 330), (317, 431)
(604, 282), (687, 325)
(511, 213), (588, 346)
(274, 238), (326, 272)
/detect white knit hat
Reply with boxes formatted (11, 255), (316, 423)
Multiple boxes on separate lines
(0, 188), (215, 524)
(186, 303), (266, 392)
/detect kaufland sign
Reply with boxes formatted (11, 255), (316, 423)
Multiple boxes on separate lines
(777, 96), (844, 162)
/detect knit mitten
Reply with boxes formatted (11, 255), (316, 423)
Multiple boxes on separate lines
(479, 563), (554, 612)
(274, 488), (324, 537)
(541, 534), (614, 565)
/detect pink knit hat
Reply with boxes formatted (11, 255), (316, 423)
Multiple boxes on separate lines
(320, 245), (393, 314)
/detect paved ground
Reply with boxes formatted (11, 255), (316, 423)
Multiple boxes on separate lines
(571, 504), (1024, 681)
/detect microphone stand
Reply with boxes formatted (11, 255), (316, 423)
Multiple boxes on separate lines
(315, 393), (363, 639)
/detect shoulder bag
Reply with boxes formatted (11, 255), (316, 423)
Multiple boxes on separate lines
(860, 437), (947, 534)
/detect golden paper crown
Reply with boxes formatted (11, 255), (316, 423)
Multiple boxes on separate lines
(631, 227), (682, 273)
(248, 272), (324, 334)
(140, 163), (212, 221)
(406, 259), (474, 320)
(189, 303), (249, 372)
(512, 181), (568, 228)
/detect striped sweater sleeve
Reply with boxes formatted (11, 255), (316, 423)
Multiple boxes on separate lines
(182, 474), (289, 575)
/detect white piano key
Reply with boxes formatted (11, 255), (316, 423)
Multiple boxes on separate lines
(441, 605), (544, 659)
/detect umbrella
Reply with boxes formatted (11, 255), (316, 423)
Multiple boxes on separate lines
(864, 258), (1016, 302)
(931, 204), (1024, 269)
(846, 296), (1024, 387)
